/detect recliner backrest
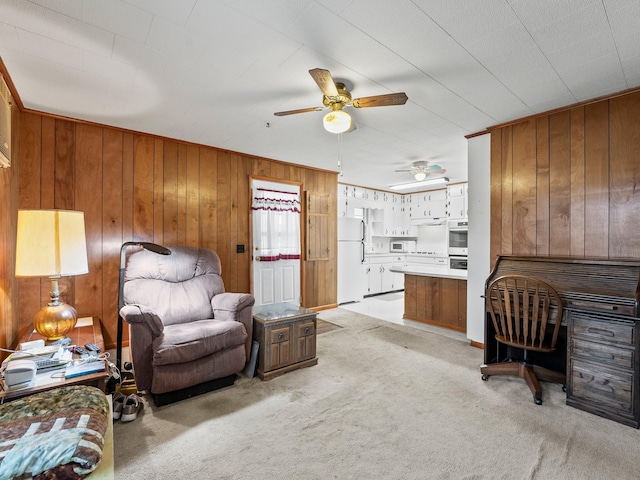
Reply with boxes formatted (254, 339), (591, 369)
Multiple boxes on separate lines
(123, 246), (226, 326)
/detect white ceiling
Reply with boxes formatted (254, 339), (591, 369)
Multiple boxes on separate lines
(1, 0), (639, 192)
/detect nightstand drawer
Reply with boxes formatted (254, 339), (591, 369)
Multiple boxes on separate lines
(297, 321), (315, 338)
(570, 314), (635, 346)
(268, 325), (290, 344)
(570, 337), (634, 370)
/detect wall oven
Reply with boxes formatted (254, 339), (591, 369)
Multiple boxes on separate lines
(447, 220), (468, 256)
(449, 256), (468, 270)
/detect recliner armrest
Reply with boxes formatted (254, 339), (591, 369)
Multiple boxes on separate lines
(120, 304), (164, 336)
(212, 293), (255, 361)
(211, 293), (255, 318)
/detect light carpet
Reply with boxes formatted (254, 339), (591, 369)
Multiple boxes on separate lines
(114, 308), (640, 479)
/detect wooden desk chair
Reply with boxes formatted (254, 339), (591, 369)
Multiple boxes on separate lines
(481, 274), (565, 404)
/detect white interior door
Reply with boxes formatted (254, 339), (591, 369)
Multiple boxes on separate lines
(252, 179), (301, 306)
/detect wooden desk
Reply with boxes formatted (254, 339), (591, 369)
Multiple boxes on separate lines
(1, 317), (109, 401)
(485, 256), (640, 428)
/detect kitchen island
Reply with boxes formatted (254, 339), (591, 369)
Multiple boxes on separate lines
(390, 263), (468, 332)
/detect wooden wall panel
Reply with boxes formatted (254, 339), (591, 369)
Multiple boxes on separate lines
(548, 111), (571, 256)
(489, 130), (503, 265)
(536, 116), (550, 255)
(162, 141), (178, 246)
(500, 126), (513, 255)
(609, 92), (640, 258)
(122, 133), (134, 244)
(511, 120), (536, 255)
(153, 138), (164, 246)
(584, 102), (609, 257)
(199, 148), (217, 253)
(132, 135), (155, 242)
(17, 113), (42, 327)
(491, 89), (640, 264)
(186, 144), (200, 247)
(7, 113), (337, 349)
(102, 129), (124, 342)
(74, 124), (103, 322)
(41, 117), (55, 207)
(570, 107), (585, 256)
(0, 108), (20, 355)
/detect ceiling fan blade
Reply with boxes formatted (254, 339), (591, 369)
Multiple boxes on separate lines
(274, 107), (323, 117)
(394, 169), (413, 173)
(309, 68), (339, 97)
(352, 92), (408, 108)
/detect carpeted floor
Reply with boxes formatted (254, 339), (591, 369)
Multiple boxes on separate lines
(113, 308), (640, 479)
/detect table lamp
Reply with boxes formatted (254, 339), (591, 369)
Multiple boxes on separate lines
(15, 209), (89, 342)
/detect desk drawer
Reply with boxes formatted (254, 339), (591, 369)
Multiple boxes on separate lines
(569, 359), (634, 416)
(570, 337), (634, 370)
(570, 313), (635, 346)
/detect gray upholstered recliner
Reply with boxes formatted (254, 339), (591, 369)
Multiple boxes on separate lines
(119, 246), (255, 405)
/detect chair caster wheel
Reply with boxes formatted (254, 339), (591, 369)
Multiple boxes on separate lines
(482, 374), (489, 381)
(562, 385), (567, 392)
(535, 398), (542, 405)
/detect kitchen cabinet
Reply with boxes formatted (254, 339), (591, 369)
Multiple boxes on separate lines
(365, 256), (404, 295)
(338, 196), (348, 217)
(448, 183), (468, 219)
(367, 207), (385, 238)
(403, 275), (467, 331)
(414, 189), (448, 220)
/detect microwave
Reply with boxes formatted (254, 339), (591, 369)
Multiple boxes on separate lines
(390, 240), (415, 253)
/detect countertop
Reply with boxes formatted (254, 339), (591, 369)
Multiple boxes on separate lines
(389, 264), (468, 280)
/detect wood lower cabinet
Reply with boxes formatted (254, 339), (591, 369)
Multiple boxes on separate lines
(403, 274), (467, 331)
(567, 311), (639, 427)
(252, 303), (318, 381)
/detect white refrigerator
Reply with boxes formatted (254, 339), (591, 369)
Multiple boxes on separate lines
(337, 217), (366, 304)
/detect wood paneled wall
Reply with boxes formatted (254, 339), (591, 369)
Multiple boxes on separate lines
(6, 111), (337, 349)
(490, 90), (640, 263)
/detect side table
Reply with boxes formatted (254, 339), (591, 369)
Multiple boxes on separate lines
(252, 303), (318, 381)
(1, 317), (110, 401)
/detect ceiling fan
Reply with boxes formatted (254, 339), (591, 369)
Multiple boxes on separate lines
(274, 68), (408, 134)
(395, 161), (446, 181)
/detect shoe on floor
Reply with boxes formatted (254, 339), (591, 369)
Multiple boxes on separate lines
(112, 393), (126, 420)
(121, 394), (143, 422)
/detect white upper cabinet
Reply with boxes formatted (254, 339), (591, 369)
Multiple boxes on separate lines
(414, 188), (448, 219)
(448, 183), (468, 219)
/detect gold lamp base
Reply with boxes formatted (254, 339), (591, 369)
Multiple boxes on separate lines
(34, 302), (78, 341)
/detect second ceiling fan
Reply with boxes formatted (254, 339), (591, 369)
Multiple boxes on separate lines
(274, 68), (408, 134)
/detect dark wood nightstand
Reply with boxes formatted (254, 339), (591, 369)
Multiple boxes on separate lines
(252, 303), (318, 381)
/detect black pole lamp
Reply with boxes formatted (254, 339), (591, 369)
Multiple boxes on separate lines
(116, 242), (171, 373)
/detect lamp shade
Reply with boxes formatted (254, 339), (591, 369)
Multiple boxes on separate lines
(16, 209), (88, 278)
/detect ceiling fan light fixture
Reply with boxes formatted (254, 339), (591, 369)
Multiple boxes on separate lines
(414, 171), (427, 181)
(323, 107), (351, 134)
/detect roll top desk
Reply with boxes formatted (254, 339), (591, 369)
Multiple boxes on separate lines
(485, 256), (640, 427)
